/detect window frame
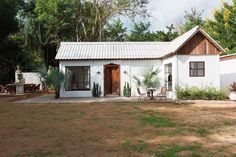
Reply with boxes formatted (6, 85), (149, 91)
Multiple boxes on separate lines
(65, 66), (91, 91)
(189, 61), (205, 77)
(164, 63), (172, 91)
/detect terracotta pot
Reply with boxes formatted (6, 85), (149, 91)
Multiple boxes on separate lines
(229, 91), (236, 101)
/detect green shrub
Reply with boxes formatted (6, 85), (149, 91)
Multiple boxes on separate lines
(92, 82), (102, 97)
(176, 86), (225, 100)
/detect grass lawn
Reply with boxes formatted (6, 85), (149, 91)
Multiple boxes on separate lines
(1, 101), (236, 157)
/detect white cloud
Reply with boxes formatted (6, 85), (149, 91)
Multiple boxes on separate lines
(147, 0), (232, 30)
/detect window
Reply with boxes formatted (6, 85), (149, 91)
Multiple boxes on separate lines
(165, 63), (172, 91)
(189, 62), (205, 77)
(65, 66), (90, 91)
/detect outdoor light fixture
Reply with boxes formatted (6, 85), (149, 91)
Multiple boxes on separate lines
(124, 70), (127, 74)
(96, 71), (101, 75)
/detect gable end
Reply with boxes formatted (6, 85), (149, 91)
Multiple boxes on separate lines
(176, 32), (222, 55)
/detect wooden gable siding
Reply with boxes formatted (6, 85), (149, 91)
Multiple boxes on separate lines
(177, 32), (221, 55)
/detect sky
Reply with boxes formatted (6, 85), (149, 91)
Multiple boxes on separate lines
(122, 0), (232, 31)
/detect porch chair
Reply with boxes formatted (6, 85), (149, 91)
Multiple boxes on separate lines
(0, 85), (7, 93)
(35, 84), (40, 92)
(156, 87), (167, 99)
(137, 88), (147, 100)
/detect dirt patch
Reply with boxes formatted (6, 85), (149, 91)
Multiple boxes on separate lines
(146, 135), (201, 144)
(0, 102), (236, 156)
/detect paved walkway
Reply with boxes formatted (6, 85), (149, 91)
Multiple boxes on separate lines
(15, 94), (175, 104)
(14, 94), (236, 105)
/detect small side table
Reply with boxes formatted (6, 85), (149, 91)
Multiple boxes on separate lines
(147, 88), (156, 100)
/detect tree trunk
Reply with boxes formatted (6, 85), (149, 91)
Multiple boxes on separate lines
(54, 88), (60, 99)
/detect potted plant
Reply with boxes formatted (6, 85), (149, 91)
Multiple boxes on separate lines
(229, 82), (236, 101)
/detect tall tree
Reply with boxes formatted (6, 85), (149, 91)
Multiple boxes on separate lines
(204, 1), (236, 54)
(128, 21), (154, 41)
(19, 0), (149, 67)
(128, 22), (178, 42)
(0, 0), (24, 84)
(179, 8), (204, 33)
(155, 24), (179, 41)
(104, 19), (127, 41)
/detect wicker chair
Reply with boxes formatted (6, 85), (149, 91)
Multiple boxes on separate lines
(137, 88), (147, 100)
(0, 85), (7, 93)
(156, 87), (167, 99)
(35, 84), (40, 92)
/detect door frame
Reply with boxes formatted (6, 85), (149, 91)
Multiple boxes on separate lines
(103, 64), (120, 96)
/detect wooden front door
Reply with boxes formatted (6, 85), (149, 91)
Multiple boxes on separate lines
(104, 64), (120, 96)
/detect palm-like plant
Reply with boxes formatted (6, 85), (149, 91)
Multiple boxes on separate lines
(45, 66), (65, 99)
(38, 65), (65, 99)
(133, 66), (160, 90)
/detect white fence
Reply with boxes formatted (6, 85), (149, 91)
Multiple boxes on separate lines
(220, 59), (236, 96)
(15, 72), (42, 89)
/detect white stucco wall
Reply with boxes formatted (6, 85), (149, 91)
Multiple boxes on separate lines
(59, 60), (163, 98)
(162, 56), (177, 99)
(220, 58), (236, 95)
(59, 55), (220, 99)
(15, 72), (42, 89)
(176, 55), (220, 89)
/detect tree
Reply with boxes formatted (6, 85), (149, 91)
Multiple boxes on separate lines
(19, 0), (149, 67)
(128, 22), (178, 42)
(0, 0), (33, 84)
(155, 24), (179, 41)
(104, 19), (127, 41)
(128, 21), (154, 41)
(204, 1), (236, 54)
(179, 8), (204, 33)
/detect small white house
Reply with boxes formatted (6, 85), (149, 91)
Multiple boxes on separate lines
(220, 53), (236, 96)
(55, 26), (225, 99)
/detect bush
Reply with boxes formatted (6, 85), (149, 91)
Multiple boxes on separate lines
(92, 82), (102, 97)
(176, 86), (225, 100)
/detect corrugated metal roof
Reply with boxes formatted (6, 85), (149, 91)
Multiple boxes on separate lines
(55, 26), (225, 60)
(56, 42), (172, 60)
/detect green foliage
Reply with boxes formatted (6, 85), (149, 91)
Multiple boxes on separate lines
(128, 22), (178, 41)
(92, 82), (102, 97)
(133, 66), (160, 90)
(123, 82), (131, 97)
(140, 115), (176, 128)
(155, 24), (179, 41)
(204, 1), (236, 54)
(128, 21), (153, 41)
(121, 139), (148, 152)
(104, 19), (127, 41)
(44, 66), (65, 98)
(17, 0), (149, 68)
(179, 8), (204, 33)
(176, 86), (226, 100)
